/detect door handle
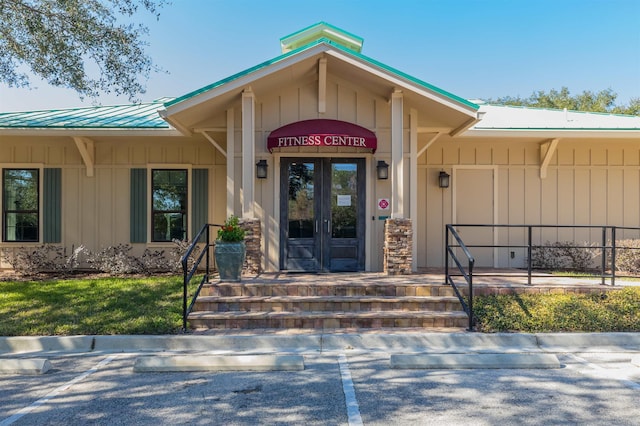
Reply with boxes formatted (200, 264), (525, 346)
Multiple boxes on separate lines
(326, 220), (331, 234)
(315, 220), (318, 233)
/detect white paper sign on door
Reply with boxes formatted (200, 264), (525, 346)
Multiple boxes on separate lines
(337, 195), (351, 206)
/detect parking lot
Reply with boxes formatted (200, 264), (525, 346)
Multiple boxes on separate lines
(1, 347), (640, 425)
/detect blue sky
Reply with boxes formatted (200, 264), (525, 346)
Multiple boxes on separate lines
(1, 0), (639, 112)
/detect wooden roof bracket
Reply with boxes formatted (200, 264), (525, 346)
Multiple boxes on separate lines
(199, 130), (227, 158)
(540, 138), (559, 179)
(73, 136), (95, 177)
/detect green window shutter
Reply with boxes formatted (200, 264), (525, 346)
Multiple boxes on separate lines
(43, 168), (62, 243)
(130, 168), (147, 243)
(191, 169), (208, 240)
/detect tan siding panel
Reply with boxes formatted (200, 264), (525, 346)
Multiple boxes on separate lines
(624, 147), (640, 166)
(509, 146), (525, 165)
(574, 147), (590, 165)
(476, 145), (492, 164)
(590, 169), (607, 224)
(299, 82), (317, 119)
(607, 169), (624, 226)
(623, 169), (640, 229)
(493, 145), (508, 165)
(608, 146), (623, 166)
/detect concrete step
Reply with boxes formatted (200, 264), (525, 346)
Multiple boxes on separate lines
(192, 295), (463, 313)
(188, 310), (469, 330)
(199, 282), (458, 298)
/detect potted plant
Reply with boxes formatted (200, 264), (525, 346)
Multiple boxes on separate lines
(214, 215), (246, 281)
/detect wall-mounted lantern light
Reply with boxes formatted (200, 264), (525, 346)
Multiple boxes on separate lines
(256, 159), (268, 179)
(377, 160), (389, 180)
(438, 170), (450, 188)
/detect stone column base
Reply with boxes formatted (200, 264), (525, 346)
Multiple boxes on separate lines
(239, 218), (262, 275)
(384, 218), (413, 275)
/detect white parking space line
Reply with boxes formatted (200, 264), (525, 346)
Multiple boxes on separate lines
(338, 354), (363, 426)
(0, 355), (117, 426)
(566, 354), (640, 391)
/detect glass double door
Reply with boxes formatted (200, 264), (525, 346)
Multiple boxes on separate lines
(280, 158), (365, 272)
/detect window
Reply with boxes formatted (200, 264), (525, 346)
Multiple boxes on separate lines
(3, 169), (39, 242)
(151, 169), (187, 242)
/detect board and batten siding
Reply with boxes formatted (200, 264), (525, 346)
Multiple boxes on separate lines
(216, 75), (395, 272)
(419, 137), (640, 268)
(0, 135), (222, 265)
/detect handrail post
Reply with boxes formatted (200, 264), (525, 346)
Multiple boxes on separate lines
(182, 255), (188, 332)
(445, 225), (449, 285)
(205, 225), (210, 282)
(527, 226), (532, 286)
(611, 226), (616, 286)
(601, 227), (607, 286)
(468, 259), (474, 331)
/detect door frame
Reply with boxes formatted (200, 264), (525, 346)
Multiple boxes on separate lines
(451, 165), (499, 268)
(275, 154), (372, 272)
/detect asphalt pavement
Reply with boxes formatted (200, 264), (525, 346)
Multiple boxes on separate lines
(1, 332), (639, 425)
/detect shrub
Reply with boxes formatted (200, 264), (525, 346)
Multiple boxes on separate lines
(531, 241), (599, 271)
(611, 239), (640, 274)
(4, 240), (201, 276)
(170, 239), (200, 272)
(474, 288), (640, 332)
(85, 244), (143, 275)
(1, 244), (85, 276)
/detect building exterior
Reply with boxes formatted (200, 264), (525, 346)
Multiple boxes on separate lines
(1, 22), (640, 273)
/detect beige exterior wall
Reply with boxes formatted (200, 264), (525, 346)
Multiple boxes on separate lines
(0, 134), (223, 268)
(2, 104), (639, 273)
(418, 136), (640, 268)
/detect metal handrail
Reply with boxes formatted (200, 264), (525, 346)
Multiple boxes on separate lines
(181, 223), (222, 331)
(445, 224), (640, 331)
(445, 224), (475, 331)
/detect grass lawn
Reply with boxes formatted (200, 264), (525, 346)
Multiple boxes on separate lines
(474, 287), (640, 333)
(0, 275), (184, 336)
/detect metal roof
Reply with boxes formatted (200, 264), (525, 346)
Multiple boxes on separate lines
(0, 98), (173, 129)
(474, 104), (640, 130)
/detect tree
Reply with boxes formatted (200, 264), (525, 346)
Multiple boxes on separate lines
(488, 87), (640, 116)
(0, 0), (165, 101)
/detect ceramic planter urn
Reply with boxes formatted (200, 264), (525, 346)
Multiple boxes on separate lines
(215, 241), (246, 281)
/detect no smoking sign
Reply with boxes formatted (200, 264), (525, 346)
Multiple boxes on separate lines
(378, 198), (390, 210)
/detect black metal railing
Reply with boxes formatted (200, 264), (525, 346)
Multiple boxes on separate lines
(445, 225), (475, 331)
(445, 224), (640, 332)
(181, 223), (222, 331)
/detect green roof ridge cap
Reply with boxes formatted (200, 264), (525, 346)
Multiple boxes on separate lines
(280, 22), (363, 53)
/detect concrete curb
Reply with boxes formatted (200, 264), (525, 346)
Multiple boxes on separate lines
(535, 333), (640, 352)
(0, 358), (52, 374)
(322, 333), (540, 353)
(390, 353), (561, 369)
(133, 355), (305, 372)
(0, 336), (93, 353)
(93, 335), (322, 353)
(1, 333), (639, 355)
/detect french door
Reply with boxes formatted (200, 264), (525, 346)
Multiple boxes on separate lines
(280, 158), (365, 272)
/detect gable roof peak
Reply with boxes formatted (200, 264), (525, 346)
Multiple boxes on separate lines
(280, 22), (363, 54)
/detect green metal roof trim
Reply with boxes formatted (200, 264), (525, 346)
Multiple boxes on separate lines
(164, 38), (479, 111)
(0, 99), (173, 129)
(280, 21), (364, 53)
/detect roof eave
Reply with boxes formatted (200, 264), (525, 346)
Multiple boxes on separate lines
(162, 39), (479, 122)
(0, 127), (182, 137)
(463, 128), (640, 138)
